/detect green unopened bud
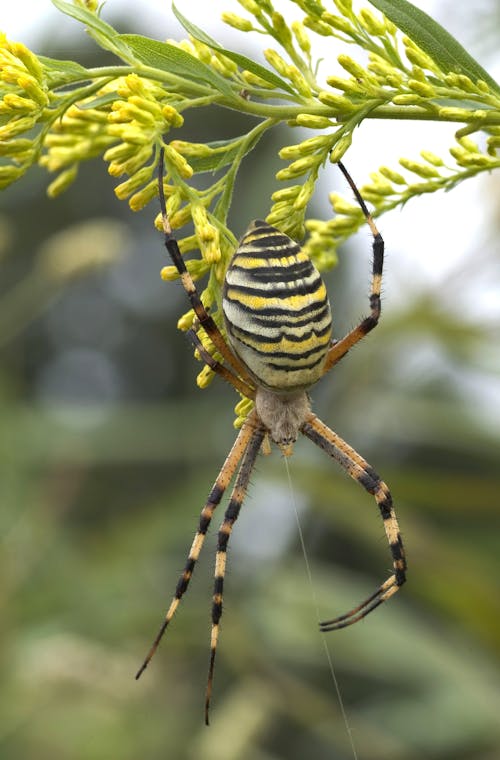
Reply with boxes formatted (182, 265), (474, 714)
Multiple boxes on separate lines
(321, 13), (353, 35)
(162, 104), (184, 128)
(0, 114), (37, 139)
(337, 54), (367, 81)
(189, 38), (211, 64)
(329, 133), (352, 163)
(368, 173), (394, 195)
(17, 74), (49, 106)
(211, 53), (238, 78)
(392, 93), (423, 106)
(236, 0), (261, 16)
(295, 113), (332, 129)
(303, 16), (333, 36)
(408, 79), (435, 97)
(10, 41), (45, 81)
(279, 135), (327, 160)
(333, 0), (353, 14)
(318, 90), (355, 111)
(359, 8), (385, 36)
(272, 12), (292, 46)
(403, 39), (435, 71)
(221, 12), (254, 32)
(264, 48), (289, 77)
(271, 185), (301, 202)
(379, 166), (406, 184)
(169, 203), (194, 229)
(47, 165), (78, 197)
(241, 70), (277, 89)
(129, 180), (158, 211)
(163, 144), (193, 179)
(114, 165), (154, 199)
(291, 21), (311, 55)
(449, 147), (495, 168)
(286, 66), (312, 98)
(0, 136), (33, 156)
(0, 163), (24, 188)
(276, 154), (320, 180)
(438, 106), (478, 121)
(2, 93), (38, 112)
(399, 158), (440, 178)
(170, 140), (214, 158)
(329, 192), (363, 216)
(107, 124), (150, 145)
(325, 74), (359, 94)
(293, 179), (315, 210)
(104, 142), (135, 165)
(420, 150), (444, 166)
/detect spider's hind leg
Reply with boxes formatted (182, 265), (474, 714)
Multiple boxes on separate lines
(301, 413), (406, 631)
(205, 423), (266, 725)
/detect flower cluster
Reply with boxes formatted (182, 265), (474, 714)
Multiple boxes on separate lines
(2, 0), (500, 418)
(0, 34), (49, 187)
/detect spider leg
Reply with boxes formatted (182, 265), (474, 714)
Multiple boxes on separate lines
(322, 161), (384, 374)
(158, 148), (252, 383)
(187, 327), (256, 399)
(135, 410), (260, 680)
(205, 423), (266, 725)
(301, 413), (406, 631)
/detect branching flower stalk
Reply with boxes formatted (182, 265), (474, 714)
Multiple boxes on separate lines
(1, 0), (500, 423)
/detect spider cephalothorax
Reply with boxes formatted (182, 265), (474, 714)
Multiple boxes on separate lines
(136, 149), (407, 725)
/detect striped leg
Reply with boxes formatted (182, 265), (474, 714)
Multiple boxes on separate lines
(322, 161), (384, 374)
(205, 424), (266, 725)
(135, 411), (260, 680)
(301, 413), (406, 631)
(158, 148), (252, 384)
(187, 327), (256, 399)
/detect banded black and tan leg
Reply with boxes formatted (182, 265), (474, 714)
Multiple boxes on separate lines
(322, 161), (384, 374)
(301, 413), (406, 631)
(187, 327), (256, 400)
(158, 148), (252, 384)
(205, 423), (266, 725)
(135, 409), (261, 680)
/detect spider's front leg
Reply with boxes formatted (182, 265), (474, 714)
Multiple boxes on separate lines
(301, 414), (406, 630)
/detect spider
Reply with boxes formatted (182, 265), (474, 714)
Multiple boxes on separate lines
(136, 148), (407, 724)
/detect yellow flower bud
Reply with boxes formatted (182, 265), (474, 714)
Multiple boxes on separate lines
(222, 12), (254, 32)
(291, 21), (311, 55)
(47, 165), (78, 197)
(163, 144), (193, 179)
(295, 114), (332, 129)
(263, 48), (289, 77)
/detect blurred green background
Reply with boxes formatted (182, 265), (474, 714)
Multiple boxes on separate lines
(1, 3), (500, 759)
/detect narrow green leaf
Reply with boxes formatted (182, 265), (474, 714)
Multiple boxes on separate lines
(186, 138), (255, 173)
(172, 2), (295, 95)
(50, 0), (132, 60)
(370, 0), (500, 94)
(118, 34), (234, 97)
(38, 55), (90, 84)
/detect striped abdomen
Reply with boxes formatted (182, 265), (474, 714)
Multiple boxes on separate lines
(222, 220), (332, 392)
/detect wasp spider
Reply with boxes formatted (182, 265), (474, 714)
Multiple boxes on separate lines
(136, 149), (407, 723)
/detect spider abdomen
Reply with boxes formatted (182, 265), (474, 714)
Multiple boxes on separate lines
(223, 220), (333, 391)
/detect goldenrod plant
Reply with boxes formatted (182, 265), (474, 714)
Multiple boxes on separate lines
(2, 0), (499, 413)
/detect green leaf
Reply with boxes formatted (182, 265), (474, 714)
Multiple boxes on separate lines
(50, 0), (133, 60)
(172, 2), (295, 96)
(38, 55), (90, 84)
(369, 0), (500, 95)
(187, 138), (255, 173)
(118, 34), (234, 97)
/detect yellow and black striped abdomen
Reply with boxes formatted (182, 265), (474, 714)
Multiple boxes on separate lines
(222, 220), (332, 392)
